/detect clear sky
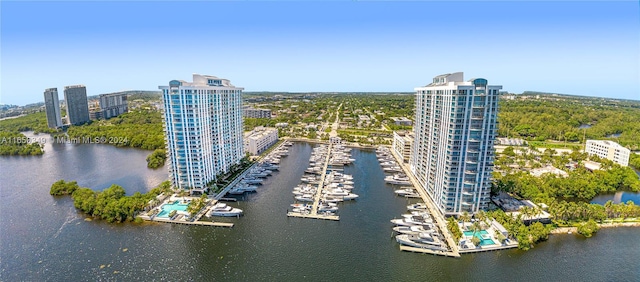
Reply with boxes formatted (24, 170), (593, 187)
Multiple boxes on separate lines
(1, 1), (639, 105)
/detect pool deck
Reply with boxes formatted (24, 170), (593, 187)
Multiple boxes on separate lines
(288, 143), (341, 221)
(139, 198), (235, 228)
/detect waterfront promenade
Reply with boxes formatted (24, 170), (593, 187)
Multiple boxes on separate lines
(389, 148), (460, 257)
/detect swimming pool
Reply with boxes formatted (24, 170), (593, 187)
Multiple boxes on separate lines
(156, 200), (189, 218)
(463, 230), (496, 246)
(463, 230), (489, 237)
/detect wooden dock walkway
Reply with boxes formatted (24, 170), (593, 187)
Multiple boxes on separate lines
(288, 143), (340, 221)
(141, 216), (234, 228)
(390, 148), (460, 257)
(286, 212), (339, 221)
(399, 245), (460, 257)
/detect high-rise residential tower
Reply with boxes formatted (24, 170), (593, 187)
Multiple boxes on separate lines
(99, 92), (128, 119)
(43, 88), (63, 128)
(409, 72), (501, 216)
(159, 74), (244, 191)
(63, 85), (90, 125)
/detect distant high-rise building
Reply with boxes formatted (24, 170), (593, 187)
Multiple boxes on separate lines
(243, 107), (272, 118)
(64, 85), (90, 125)
(99, 92), (128, 119)
(409, 72), (501, 216)
(585, 140), (630, 167)
(43, 88), (63, 128)
(159, 74), (244, 191)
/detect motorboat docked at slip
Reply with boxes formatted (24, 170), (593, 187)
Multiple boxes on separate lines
(207, 203), (243, 217)
(394, 188), (416, 196)
(407, 203), (428, 211)
(390, 217), (434, 227)
(392, 225), (435, 235)
(384, 174), (411, 185)
(395, 233), (444, 250)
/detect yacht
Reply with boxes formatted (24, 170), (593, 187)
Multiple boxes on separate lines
(407, 203), (428, 212)
(342, 193), (359, 201)
(393, 225), (435, 235)
(383, 166), (403, 173)
(390, 217), (431, 227)
(242, 178), (263, 185)
(208, 203), (243, 217)
(394, 188), (416, 197)
(318, 204), (339, 212)
(229, 184), (257, 195)
(290, 203), (310, 209)
(295, 195), (314, 202)
(385, 174), (411, 185)
(321, 196), (343, 203)
(396, 233), (443, 250)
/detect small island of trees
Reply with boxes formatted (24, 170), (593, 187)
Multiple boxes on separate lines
(50, 180), (172, 223)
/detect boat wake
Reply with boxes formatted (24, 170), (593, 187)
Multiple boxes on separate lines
(52, 206), (79, 239)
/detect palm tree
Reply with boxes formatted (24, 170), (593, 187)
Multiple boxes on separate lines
(461, 211), (471, 224)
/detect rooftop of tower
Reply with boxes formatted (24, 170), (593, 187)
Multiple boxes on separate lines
(161, 74), (241, 89)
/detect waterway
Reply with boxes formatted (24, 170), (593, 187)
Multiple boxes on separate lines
(1, 139), (639, 281)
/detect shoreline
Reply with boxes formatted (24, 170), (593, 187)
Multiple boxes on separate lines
(550, 221), (640, 234)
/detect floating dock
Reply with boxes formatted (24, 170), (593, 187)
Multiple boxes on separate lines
(286, 212), (339, 221)
(288, 143), (341, 221)
(139, 216), (234, 228)
(399, 245), (460, 257)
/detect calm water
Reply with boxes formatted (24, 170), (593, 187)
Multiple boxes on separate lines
(1, 139), (639, 281)
(592, 192), (640, 205)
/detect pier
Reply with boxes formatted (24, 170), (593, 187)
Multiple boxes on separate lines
(389, 147), (461, 257)
(148, 217), (234, 227)
(399, 245), (460, 257)
(288, 143), (343, 221)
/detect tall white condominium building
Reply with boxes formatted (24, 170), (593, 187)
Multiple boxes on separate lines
(409, 72), (501, 216)
(43, 88), (63, 128)
(585, 140), (630, 167)
(159, 74), (244, 191)
(244, 126), (278, 155)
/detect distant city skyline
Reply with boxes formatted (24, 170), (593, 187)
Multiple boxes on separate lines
(2, 1), (639, 106)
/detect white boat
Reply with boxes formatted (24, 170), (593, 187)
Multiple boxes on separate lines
(383, 166), (403, 173)
(292, 208), (310, 214)
(290, 203), (310, 209)
(322, 196), (343, 203)
(385, 174), (411, 185)
(208, 203), (243, 217)
(390, 217), (432, 227)
(295, 195), (314, 202)
(407, 203), (428, 211)
(404, 193), (421, 198)
(318, 204), (339, 212)
(393, 225), (435, 235)
(394, 188), (415, 196)
(396, 233), (443, 250)
(342, 193), (359, 201)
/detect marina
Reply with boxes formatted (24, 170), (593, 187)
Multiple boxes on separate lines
(287, 142), (358, 220)
(376, 146), (458, 255)
(2, 140), (639, 280)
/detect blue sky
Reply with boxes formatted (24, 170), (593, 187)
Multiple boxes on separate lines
(1, 1), (639, 105)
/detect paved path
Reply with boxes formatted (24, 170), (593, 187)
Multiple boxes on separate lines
(389, 147), (460, 256)
(311, 143), (333, 215)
